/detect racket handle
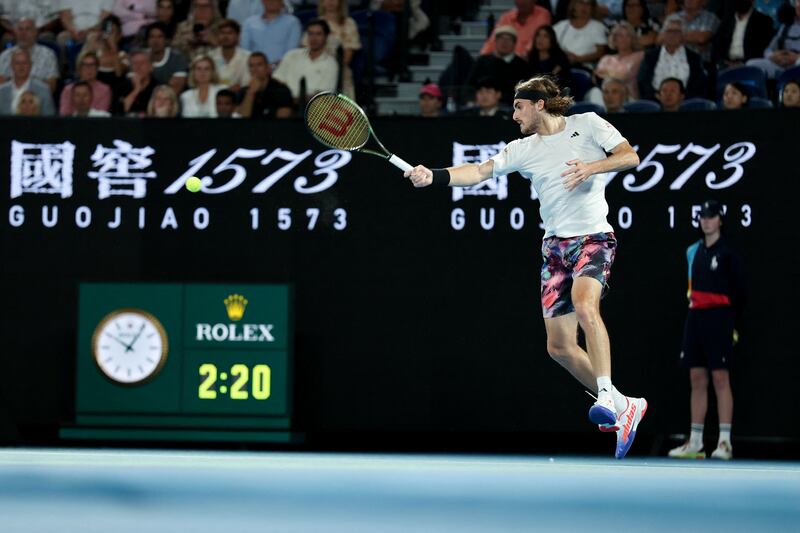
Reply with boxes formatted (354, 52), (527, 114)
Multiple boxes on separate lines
(388, 154), (413, 172)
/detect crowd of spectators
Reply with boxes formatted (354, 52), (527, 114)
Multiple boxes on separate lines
(0, 0), (378, 118)
(1, 0), (799, 119)
(432, 0), (800, 117)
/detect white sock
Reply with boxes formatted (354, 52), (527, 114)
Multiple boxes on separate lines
(611, 386), (627, 414)
(596, 376), (613, 407)
(689, 423), (704, 450)
(719, 424), (731, 445)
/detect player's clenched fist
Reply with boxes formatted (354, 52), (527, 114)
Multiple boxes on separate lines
(404, 165), (433, 187)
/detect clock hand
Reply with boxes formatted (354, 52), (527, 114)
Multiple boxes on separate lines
(104, 332), (133, 351)
(126, 323), (146, 352)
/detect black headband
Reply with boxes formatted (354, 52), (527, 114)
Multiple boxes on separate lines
(514, 89), (550, 102)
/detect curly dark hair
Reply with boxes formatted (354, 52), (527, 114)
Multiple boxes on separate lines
(515, 75), (574, 116)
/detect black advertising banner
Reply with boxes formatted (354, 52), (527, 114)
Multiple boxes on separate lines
(0, 112), (796, 443)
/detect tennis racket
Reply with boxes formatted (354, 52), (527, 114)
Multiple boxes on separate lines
(304, 91), (413, 172)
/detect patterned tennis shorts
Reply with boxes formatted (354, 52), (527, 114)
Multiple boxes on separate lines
(540, 232), (617, 318)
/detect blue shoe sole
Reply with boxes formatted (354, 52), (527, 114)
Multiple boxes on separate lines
(616, 429), (637, 459)
(588, 404), (616, 426)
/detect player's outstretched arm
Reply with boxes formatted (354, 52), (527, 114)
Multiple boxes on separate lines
(600, 141), (640, 173)
(404, 160), (494, 188)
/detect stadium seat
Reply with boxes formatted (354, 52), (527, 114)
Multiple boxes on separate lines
(437, 45), (475, 107)
(679, 98), (717, 111)
(294, 8), (318, 28)
(569, 68), (594, 101)
(350, 9), (396, 79)
(36, 39), (60, 59)
(747, 97), (774, 109)
(566, 102), (605, 115)
(623, 99), (661, 112)
(716, 65), (767, 100)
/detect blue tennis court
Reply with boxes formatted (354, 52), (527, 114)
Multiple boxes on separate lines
(1, 449), (798, 532)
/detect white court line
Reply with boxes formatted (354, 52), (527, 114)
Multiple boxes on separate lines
(1, 448), (799, 476)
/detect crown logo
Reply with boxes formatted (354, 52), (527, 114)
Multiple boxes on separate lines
(223, 294), (248, 321)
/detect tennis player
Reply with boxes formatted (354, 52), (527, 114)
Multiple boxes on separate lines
(405, 75), (646, 458)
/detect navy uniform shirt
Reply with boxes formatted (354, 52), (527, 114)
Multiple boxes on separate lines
(686, 236), (746, 324)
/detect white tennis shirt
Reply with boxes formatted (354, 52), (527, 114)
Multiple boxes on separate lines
(491, 112), (626, 239)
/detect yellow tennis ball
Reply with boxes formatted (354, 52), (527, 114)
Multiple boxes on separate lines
(185, 176), (202, 193)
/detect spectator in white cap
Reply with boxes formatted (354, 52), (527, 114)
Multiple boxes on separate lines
(418, 82), (443, 117)
(469, 25), (533, 105)
(480, 0), (552, 57)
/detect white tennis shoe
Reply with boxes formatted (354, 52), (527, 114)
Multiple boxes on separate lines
(668, 442), (706, 459)
(710, 441), (733, 460)
(615, 397), (647, 459)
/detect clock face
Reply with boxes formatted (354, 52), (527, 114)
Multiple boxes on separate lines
(92, 309), (169, 385)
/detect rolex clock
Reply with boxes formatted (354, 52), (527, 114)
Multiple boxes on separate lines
(92, 308), (169, 385)
(68, 283), (295, 443)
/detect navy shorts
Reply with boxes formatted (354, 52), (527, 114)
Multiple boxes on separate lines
(680, 307), (735, 370)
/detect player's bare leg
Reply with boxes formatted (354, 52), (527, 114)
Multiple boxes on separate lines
(570, 276), (618, 425)
(571, 277), (610, 377)
(568, 276), (647, 458)
(544, 313), (596, 391)
(544, 301), (630, 423)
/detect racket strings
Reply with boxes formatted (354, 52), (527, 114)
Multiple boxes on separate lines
(306, 95), (370, 150)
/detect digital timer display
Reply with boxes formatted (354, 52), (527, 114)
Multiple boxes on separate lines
(181, 350), (288, 415)
(198, 363), (272, 400)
